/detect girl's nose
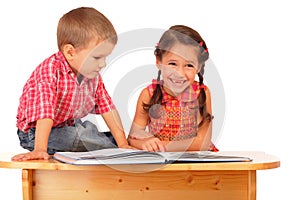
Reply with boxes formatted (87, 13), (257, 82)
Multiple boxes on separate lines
(174, 65), (185, 77)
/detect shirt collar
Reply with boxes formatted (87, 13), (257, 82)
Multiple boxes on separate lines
(56, 51), (92, 84)
(56, 51), (73, 75)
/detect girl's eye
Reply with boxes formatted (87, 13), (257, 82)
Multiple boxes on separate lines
(93, 56), (102, 60)
(186, 64), (195, 68)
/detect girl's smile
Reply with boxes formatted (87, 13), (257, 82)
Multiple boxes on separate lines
(163, 68), (189, 95)
(157, 43), (200, 96)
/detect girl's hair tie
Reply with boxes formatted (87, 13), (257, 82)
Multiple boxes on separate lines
(200, 84), (207, 90)
(199, 41), (208, 53)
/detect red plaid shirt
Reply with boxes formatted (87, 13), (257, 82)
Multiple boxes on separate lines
(148, 80), (201, 141)
(17, 51), (115, 132)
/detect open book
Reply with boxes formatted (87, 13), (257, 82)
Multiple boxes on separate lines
(53, 148), (252, 165)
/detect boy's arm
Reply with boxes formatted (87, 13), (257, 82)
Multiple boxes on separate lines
(11, 118), (53, 161)
(101, 109), (133, 149)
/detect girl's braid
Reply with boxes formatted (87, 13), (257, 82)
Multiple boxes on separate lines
(143, 70), (163, 112)
(197, 69), (213, 127)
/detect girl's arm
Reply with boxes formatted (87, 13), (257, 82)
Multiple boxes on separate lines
(128, 88), (165, 152)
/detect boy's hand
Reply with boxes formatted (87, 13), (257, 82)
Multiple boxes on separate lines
(11, 150), (50, 161)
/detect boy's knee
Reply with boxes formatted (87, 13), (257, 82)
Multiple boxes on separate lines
(17, 129), (35, 151)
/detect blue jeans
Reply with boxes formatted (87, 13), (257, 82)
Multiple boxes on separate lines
(17, 119), (117, 155)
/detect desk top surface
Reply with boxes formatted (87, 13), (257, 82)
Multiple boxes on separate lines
(0, 151), (280, 172)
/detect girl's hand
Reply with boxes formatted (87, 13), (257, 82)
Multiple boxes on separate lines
(118, 144), (137, 150)
(140, 137), (166, 152)
(11, 150), (50, 161)
(129, 130), (154, 140)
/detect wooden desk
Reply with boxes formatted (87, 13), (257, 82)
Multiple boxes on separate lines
(0, 151), (279, 200)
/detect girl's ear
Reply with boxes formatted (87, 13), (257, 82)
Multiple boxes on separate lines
(62, 44), (76, 60)
(156, 59), (162, 70)
(197, 63), (204, 73)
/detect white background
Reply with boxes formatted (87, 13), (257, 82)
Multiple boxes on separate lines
(0, 0), (299, 199)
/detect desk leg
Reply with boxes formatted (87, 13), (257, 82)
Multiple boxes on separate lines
(22, 169), (33, 200)
(248, 170), (256, 200)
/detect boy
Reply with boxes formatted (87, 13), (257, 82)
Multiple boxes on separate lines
(12, 7), (132, 161)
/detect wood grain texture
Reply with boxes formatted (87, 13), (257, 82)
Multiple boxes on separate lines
(32, 169), (255, 200)
(0, 151), (279, 200)
(22, 169), (33, 200)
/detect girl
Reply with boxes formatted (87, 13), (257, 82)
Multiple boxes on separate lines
(128, 25), (218, 152)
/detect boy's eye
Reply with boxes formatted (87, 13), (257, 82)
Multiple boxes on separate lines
(168, 62), (176, 66)
(93, 56), (102, 60)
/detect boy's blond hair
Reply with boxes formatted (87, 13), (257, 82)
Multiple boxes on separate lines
(57, 7), (117, 51)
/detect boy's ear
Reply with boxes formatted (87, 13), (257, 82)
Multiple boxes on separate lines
(62, 44), (76, 60)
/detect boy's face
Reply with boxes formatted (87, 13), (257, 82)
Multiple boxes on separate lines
(157, 43), (201, 96)
(70, 40), (115, 79)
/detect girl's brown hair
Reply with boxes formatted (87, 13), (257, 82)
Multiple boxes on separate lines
(57, 7), (117, 51)
(144, 25), (213, 126)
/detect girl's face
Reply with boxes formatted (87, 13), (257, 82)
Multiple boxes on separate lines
(66, 39), (115, 79)
(157, 43), (201, 96)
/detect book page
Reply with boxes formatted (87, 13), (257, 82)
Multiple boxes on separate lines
(53, 149), (252, 165)
(54, 148), (166, 165)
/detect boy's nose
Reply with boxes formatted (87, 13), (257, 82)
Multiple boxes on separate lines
(98, 59), (106, 69)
